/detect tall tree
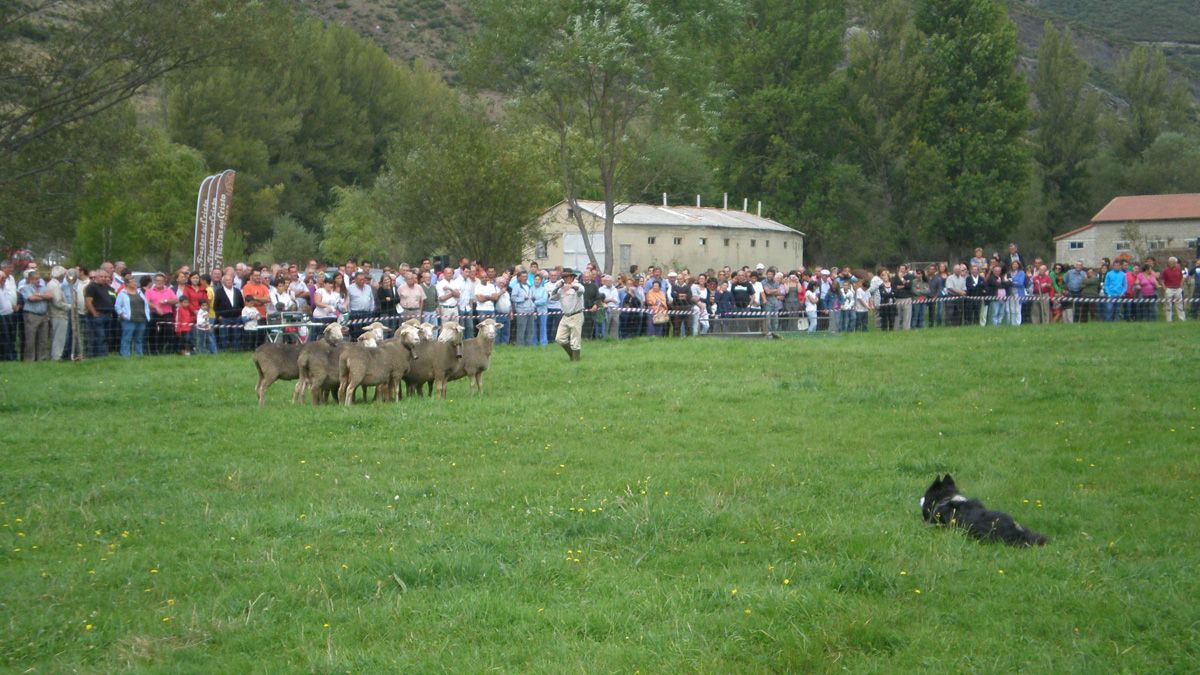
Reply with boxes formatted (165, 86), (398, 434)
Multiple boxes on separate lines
(845, 0), (928, 259)
(1114, 46), (1193, 160)
(469, 0), (712, 274)
(914, 0), (1031, 250)
(716, 0), (854, 257)
(1031, 22), (1100, 241)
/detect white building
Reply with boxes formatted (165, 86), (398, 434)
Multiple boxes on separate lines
(532, 200), (804, 274)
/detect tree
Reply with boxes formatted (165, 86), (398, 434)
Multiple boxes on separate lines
(320, 185), (401, 265)
(1, 1), (280, 251)
(74, 132), (209, 270)
(382, 112), (553, 264)
(845, 0), (929, 259)
(469, 0), (702, 274)
(716, 0), (855, 257)
(1115, 46), (1192, 160)
(1031, 22), (1100, 241)
(914, 0), (1031, 250)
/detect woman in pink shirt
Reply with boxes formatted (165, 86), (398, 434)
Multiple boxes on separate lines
(1135, 263), (1158, 321)
(144, 273), (178, 355)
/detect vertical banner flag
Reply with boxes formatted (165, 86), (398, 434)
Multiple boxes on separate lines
(193, 170), (236, 272)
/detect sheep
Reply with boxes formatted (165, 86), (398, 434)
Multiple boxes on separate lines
(293, 322), (347, 405)
(337, 321), (422, 405)
(253, 340), (303, 406)
(403, 321), (463, 399)
(458, 318), (497, 394)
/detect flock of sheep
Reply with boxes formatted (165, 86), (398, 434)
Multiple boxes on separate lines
(252, 318), (498, 406)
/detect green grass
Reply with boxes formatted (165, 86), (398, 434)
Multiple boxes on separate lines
(2, 323), (1199, 671)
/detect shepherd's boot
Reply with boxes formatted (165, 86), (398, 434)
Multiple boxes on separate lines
(571, 349), (581, 361)
(560, 342), (573, 360)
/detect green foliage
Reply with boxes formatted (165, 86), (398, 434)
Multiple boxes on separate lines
(74, 132), (209, 271)
(717, 0), (854, 255)
(1030, 23), (1100, 240)
(167, 19), (452, 248)
(320, 185), (401, 264)
(249, 214), (321, 266)
(1026, 0), (1200, 44)
(382, 112), (555, 265)
(2, 325), (1199, 670)
(1114, 47), (1192, 160)
(914, 0), (1031, 250)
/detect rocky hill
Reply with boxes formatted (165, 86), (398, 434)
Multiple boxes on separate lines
(305, 0), (1199, 99)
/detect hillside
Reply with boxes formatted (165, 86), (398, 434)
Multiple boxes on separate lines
(307, 0), (1198, 100)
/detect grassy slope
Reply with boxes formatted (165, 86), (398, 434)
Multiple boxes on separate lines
(1030, 0), (1200, 43)
(1, 323), (1198, 671)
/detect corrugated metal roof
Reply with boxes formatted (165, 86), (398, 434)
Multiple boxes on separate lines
(1091, 194), (1200, 222)
(573, 200), (803, 236)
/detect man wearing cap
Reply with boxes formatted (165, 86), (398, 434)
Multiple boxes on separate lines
(551, 267), (585, 360)
(46, 265), (72, 360)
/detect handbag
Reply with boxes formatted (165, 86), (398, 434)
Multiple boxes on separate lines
(652, 310), (670, 325)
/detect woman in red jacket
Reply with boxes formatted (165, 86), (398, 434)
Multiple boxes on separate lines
(175, 271), (205, 355)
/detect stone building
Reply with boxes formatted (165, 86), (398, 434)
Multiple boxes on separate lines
(532, 200), (804, 274)
(1054, 194), (1200, 266)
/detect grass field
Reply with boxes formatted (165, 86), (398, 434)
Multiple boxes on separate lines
(2, 322), (1198, 671)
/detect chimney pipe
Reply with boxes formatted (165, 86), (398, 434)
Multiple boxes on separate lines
(723, 193), (728, 210)
(662, 192), (667, 206)
(743, 198), (748, 212)
(757, 201), (762, 217)
(696, 194), (701, 207)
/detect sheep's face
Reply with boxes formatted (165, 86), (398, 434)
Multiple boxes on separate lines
(323, 323), (346, 343)
(476, 319), (497, 341)
(418, 323), (436, 341)
(438, 322), (463, 344)
(364, 321), (389, 336)
(397, 324), (422, 347)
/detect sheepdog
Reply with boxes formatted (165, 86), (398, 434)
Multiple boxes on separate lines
(920, 474), (1047, 546)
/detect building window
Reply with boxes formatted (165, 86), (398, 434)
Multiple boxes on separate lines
(1068, 241), (1084, 250)
(1186, 238), (1198, 249)
(723, 238), (730, 247)
(783, 241), (787, 249)
(647, 236), (656, 245)
(1114, 241), (1130, 251)
(1148, 239), (1167, 250)
(750, 239), (756, 248)
(698, 237), (707, 246)
(535, 240), (548, 259)
(673, 237), (682, 245)
(765, 240), (770, 248)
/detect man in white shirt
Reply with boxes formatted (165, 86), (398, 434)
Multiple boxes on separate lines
(436, 267), (461, 327)
(598, 275), (620, 339)
(346, 271), (375, 339)
(0, 262), (16, 361)
(458, 267), (477, 338)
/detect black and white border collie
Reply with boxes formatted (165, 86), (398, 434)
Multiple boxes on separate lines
(920, 474), (1047, 547)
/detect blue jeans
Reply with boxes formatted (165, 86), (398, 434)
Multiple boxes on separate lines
(839, 310), (855, 332)
(990, 300), (1006, 325)
(88, 315), (112, 357)
(806, 309), (818, 333)
(911, 302), (926, 328)
(537, 311), (548, 345)
(494, 312), (509, 344)
(1102, 301), (1118, 322)
(120, 320), (146, 356)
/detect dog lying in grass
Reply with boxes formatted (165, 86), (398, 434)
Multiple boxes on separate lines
(920, 474), (1047, 547)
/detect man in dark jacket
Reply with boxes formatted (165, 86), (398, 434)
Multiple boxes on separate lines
(213, 273), (245, 350)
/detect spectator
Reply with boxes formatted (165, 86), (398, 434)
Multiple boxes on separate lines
(85, 269), (116, 357)
(474, 273), (499, 326)
(1162, 257), (1185, 322)
(18, 268), (51, 361)
(619, 277), (644, 339)
(893, 264), (913, 330)
(46, 266), (72, 360)
(534, 273), (550, 345)
(346, 271), (376, 339)
(1031, 264), (1054, 324)
(712, 280), (733, 334)
(1191, 258), (1200, 319)
(374, 273), (398, 329)
(599, 275), (620, 339)
(0, 264), (15, 360)
(436, 267), (461, 328)
(177, 272), (206, 355)
(115, 274), (150, 357)
(510, 272), (535, 345)
(803, 281), (819, 333)
(544, 269), (562, 343)
(1062, 261), (1085, 323)
(418, 271), (439, 328)
(581, 270), (601, 339)
(397, 272), (424, 324)
(645, 281), (668, 337)
(666, 271), (692, 338)
(970, 247), (988, 273)
(729, 270), (755, 332)
(911, 269), (930, 329)
(1135, 263), (1158, 322)
(494, 274), (512, 344)
(876, 271), (896, 331)
(1006, 262), (1025, 326)
(965, 264), (986, 326)
(762, 268), (782, 332)
(312, 276), (342, 325)
(458, 267), (477, 339)
(1079, 266), (1100, 323)
(854, 278), (871, 332)
(838, 279), (856, 332)
(214, 273), (245, 350)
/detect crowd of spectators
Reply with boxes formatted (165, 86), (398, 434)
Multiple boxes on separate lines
(2, 243), (1197, 362)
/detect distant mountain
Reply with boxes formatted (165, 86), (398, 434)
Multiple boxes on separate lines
(303, 0), (1198, 99)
